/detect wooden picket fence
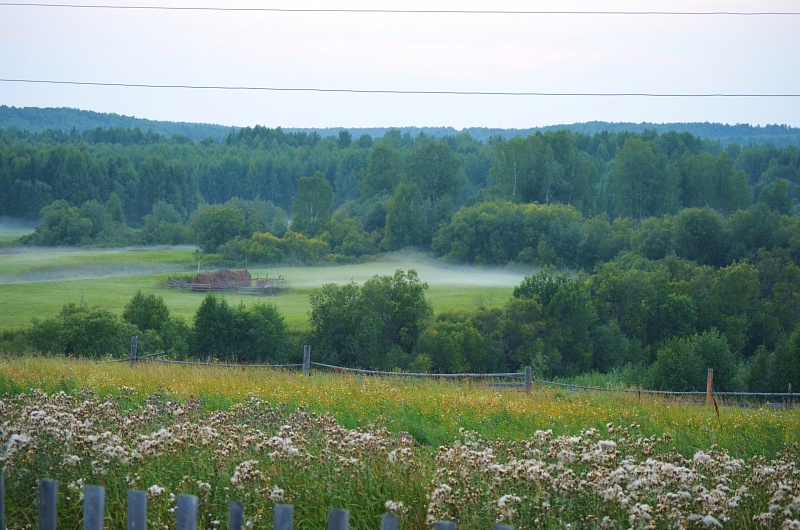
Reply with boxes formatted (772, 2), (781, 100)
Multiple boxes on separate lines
(0, 477), (514, 530)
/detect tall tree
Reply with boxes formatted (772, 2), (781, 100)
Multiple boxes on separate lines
(407, 139), (461, 208)
(609, 138), (680, 219)
(290, 172), (334, 236)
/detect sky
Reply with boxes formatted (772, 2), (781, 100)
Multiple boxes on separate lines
(1, 0), (799, 129)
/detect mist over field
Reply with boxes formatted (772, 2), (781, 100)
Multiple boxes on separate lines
(0, 216), (37, 229)
(0, 246), (195, 284)
(258, 252), (535, 290)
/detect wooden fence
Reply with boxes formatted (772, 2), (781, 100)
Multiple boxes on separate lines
(0, 477), (514, 530)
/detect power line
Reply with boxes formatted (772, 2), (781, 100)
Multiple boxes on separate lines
(0, 2), (798, 15)
(1, 78), (798, 98)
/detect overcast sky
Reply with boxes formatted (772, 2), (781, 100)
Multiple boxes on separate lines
(1, 0), (799, 129)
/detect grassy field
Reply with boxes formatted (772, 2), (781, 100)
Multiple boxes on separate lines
(1, 357), (798, 529)
(0, 246), (526, 331)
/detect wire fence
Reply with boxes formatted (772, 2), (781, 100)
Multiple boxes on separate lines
(118, 338), (795, 407)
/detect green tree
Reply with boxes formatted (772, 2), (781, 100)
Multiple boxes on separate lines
(672, 207), (729, 267)
(646, 330), (739, 392)
(191, 295), (236, 360)
(407, 139), (461, 208)
(698, 262), (761, 354)
(290, 172), (334, 236)
(512, 271), (596, 376)
(383, 182), (429, 250)
(232, 302), (291, 363)
(309, 281), (381, 366)
(416, 319), (485, 373)
(122, 291), (171, 333)
(758, 178), (792, 214)
(609, 138), (680, 219)
(29, 302), (133, 358)
(141, 200), (190, 244)
(26, 200), (93, 246)
(309, 270), (432, 368)
(360, 144), (404, 199)
(189, 203), (247, 253)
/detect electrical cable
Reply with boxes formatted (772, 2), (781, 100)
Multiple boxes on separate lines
(0, 2), (798, 15)
(2, 79), (798, 97)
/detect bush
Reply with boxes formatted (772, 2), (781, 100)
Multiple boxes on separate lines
(190, 294), (290, 363)
(645, 329), (740, 392)
(28, 303), (134, 358)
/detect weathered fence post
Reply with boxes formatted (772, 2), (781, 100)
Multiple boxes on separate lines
(274, 504), (293, 530)
(328, 509), (349, 530)
(381, 514), (399, 530)
(176, 494), (198, 530)
(524, 366), (532, 393)
(0, 474), (6, 530)
(435, 522), (456, 530)
(129, 336), (138, 366)
(127, 490), (147, 530)
(303, 345), (311, 376)
(706, 368), (714, 406)
(39, 479), (57, 530)
(227, 501), (244, 530)
(789, 383), (793, 410)
(83, 485), (104, 530)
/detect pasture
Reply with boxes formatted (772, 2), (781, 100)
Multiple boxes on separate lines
(0, 246), (528, 331)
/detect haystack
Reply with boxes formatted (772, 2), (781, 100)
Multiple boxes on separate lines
(194, 269), (252, 287)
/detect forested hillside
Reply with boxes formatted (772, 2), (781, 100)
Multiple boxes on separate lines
(2, 114), (800, 390)
(0, 105), (233, 142)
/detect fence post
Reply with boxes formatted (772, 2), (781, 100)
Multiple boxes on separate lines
(435, 522), (456, 530)
(274, 504), (293, 530)
(176, 494), (198, 530)
(0, 474), (5, 530)
(39, 479), (57, 530)
(83, 485), (104, 530)
(303, 345), (311, 376)
(381, 514), (399, 530)
(524, 366), (532, 393)
(130, 336), (138, 366)
(227, 501), (244, 530)
(789, 383), (793, 410)
(706, 368), (713, 406)
(328, 509), (349, 530)
(127, 490), (147, 530)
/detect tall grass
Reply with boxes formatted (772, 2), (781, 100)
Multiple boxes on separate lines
(1, 357), (796, 459)
(2, 357), (798, 529)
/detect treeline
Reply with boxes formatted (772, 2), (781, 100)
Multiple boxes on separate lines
(6, 290), (291, 364)
(4, 266), (798, 393)
(3, 125), (800, 254)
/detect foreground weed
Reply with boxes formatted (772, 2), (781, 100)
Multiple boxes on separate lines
(1, 383), (799, 529)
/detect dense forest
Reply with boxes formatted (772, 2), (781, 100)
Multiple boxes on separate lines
(2, 108), (800, 391)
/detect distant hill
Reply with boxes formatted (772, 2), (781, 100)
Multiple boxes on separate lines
(0, 106), (234, 142)
(2, 106), (799, 147)
(288, 122), (800, 147)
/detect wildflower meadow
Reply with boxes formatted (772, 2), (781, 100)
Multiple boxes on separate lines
(0, 357), (798, 529)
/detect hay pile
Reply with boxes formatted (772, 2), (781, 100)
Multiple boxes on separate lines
(194, 269), (252, 287)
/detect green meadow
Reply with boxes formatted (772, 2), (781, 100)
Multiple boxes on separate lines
(0, 245), (528, 332)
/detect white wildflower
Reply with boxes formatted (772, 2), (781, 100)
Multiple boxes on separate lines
(147, 484), (166, 497)
(269, 486), (285, 502)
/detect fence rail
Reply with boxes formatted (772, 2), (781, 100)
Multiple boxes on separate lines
(121, 339), (795, 406)
(0, 478), (513, 530)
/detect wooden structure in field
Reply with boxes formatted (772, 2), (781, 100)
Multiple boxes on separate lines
(168, 269), (286, 296)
